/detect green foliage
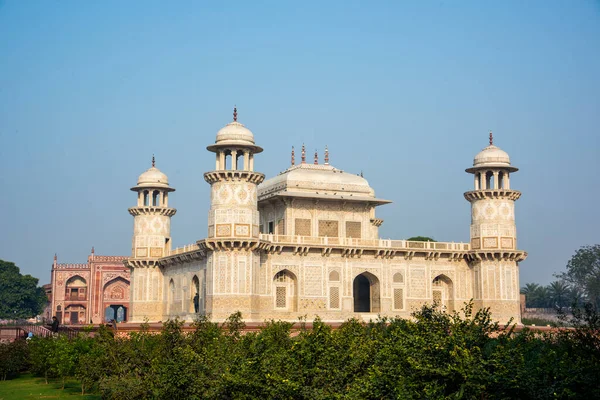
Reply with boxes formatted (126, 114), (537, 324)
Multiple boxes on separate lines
(0, 339), (29, 380)
(558, 244), (600, 307)
(10, 304), (600, 398)
(521, 280), (577, 308)
(0, 259), (48, 319)
(406, 236), (436, 242)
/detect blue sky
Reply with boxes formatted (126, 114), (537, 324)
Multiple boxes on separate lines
(0, 1), (598, 287)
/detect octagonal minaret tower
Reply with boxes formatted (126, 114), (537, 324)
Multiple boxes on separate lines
(465, 132), (526, 324)
(203, 108), (265, 320)
(126, 157), (176, 322)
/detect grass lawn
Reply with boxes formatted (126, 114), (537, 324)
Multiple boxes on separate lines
(0, 374), (101, 400)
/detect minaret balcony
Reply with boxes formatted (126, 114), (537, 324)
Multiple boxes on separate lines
(464, 189), (521, 202)
(204, 170), (265, 184)
(128, 206), (177, 217)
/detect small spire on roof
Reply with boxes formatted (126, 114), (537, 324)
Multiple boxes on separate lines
(91, 246), (95, 254)
(489, 131), (493, 146)
(301, 144), (306, 164)
(291, 146), (295, 166)
(314, 149), (318, 165)
(360, 170), (363, 177)
(152, 154), (155, 167)
(54, 253), (57, 262)
(233, 106), (238, 122)
(324, 145), (329, 165)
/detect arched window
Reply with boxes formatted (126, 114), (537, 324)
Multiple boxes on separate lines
(152, 191), (160, 206)
(393, 272), (404, 284)
(168, 279), (175, 313)
(329, 270), (340, 281)
(432, 275), (454, 311)
(273, 270), (297, 311)
(191, 275), (200, 313)
(143, 191), (150, 206)
(353, 272), (381, 313)
(65, 276), (87, 301)
(329, 270), (341, 309)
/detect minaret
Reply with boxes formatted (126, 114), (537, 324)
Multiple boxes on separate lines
(465, 132), (526, 324)
(204, 108), (265, 320)
(126, 156), (176, 322)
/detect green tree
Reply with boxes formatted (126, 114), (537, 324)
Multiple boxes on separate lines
(548, 280), (570, 308)
(0, 259), (47, 319)
(406, 236), (436, 242)
(557, 245), (600, 307)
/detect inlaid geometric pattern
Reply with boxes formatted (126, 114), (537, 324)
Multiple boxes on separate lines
(393, 288), (404, 310)
(216, 224), (231, 237)
(275, 287), (286, 308)
(318, 220), (338, 237)
(329, 286), (340, 309)
(345, 221), (361, 238)
(295, 218), (311, 236)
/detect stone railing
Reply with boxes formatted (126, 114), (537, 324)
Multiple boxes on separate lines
(169, 243), (201, 256)
(55, 263), (89, 269)
(258, 234), (469, 251)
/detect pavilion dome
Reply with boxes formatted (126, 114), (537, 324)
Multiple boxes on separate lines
(473, 145), (511, 167)
(207, 108), (263, 153)
(466, 133), (518, 173)
(130, 158), (175, 191)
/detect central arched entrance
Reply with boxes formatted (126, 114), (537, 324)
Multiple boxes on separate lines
(353, 272), (381, 312)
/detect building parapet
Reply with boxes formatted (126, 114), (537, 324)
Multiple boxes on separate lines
(54, 263), (89, 269)
(169, 243), (201, 256)
(258, 234), (470, 251)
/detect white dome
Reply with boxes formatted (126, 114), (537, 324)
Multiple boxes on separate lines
(215, 121), (256, 145)
(258, 163), (390, 205)
(466, 135), (518, 173)
(473, 145), (511, 167)
(207, 110), (263, 153)
(137, 167), (169, 187)
(131, 161), (175, 192)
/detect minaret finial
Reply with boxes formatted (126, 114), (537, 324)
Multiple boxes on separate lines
(233, 106), (237, 122)
(360, 170), (363, 177)
(324, 145), (329, 165)
(314, 149), (318, 165)
(489, 131), (493, 146)
(91, 246), (94, 254)
(301, 144), (306, 164)
(152, 154), (155, 167)
(291, 146), (295, 166)
(54, 253), (57, 262)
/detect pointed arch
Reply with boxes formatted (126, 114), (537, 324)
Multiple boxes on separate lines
(273, 269), (298, 312)
(353, 271), (381, 313)
(432, 274), (454, 311)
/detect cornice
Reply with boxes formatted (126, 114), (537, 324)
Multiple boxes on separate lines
(464, 189), (521, 202)
(204, 170), (265, 184)
(128, 206), (177, 217)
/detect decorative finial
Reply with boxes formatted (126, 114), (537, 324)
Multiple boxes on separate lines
(152, 154), (155, 167)
(91, 246), (95, 254)
(360, 170), (363, 177)
(233, 106), (237, 122)
(489, 131), (493, 146)
(54, 253), (57, 262)
(324, 145), (329, 165)
(301, 144), (306, 164)
(314, 149), (318, 165)
(291, 146), (295, 166)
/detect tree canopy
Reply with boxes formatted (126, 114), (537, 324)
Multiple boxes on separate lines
(406, 236), (436, 242)
(557, 245), (600, 307)
(0, 259), (47, 319)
